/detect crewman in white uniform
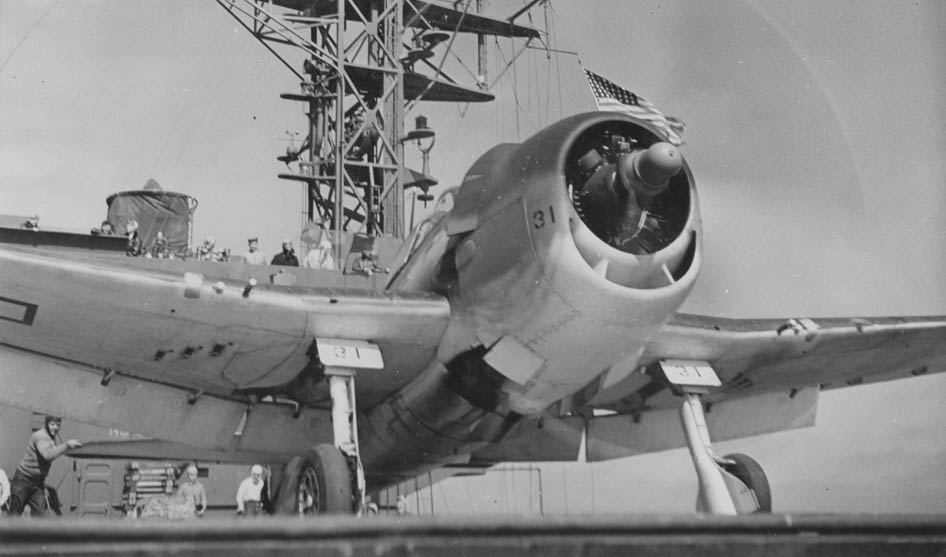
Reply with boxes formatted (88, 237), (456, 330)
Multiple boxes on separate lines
(235, 464), (265, 517)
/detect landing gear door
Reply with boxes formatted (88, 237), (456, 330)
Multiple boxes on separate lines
(317, 338), (384, 370)
(659, 359), (721, 389)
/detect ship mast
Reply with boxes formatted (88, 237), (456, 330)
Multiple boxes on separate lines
(217, 0), (540, 262)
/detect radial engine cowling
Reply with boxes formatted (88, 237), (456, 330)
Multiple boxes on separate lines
(442, 112), (702, 414)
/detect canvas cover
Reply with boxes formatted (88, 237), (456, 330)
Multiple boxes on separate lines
(136, 494), (196, 520)
(106, 190), (196, 253)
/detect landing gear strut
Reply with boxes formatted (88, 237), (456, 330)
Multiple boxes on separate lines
(272, 339), (384, 515)
(661, 360), (771, 515)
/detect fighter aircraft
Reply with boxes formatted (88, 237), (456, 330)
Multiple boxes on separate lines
(2, 107), (945, 515)
(2, 0), (944, 516)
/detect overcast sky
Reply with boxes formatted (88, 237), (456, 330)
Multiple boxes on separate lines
(2, 0), (944, 513)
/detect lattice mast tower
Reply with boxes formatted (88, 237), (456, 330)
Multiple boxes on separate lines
(218, 0), (539, 258)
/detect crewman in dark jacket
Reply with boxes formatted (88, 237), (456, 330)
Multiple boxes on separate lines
(126, 220), (143, 257)
(271, 239), (299, 267)
(7, 416), (81, 517)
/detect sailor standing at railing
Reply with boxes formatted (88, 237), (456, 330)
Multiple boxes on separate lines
(125, 220), (143, 257)
(270, 240), (299, 267)
(242, 237), (267, 265)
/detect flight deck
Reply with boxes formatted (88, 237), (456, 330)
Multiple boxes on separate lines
(1, 514), (944, 556)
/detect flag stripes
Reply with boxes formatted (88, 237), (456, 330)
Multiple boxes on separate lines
(585, 69), (685, 146)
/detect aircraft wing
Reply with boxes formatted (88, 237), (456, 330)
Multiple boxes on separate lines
(0, 245), (450, 409)
(584, 314), (946, 461)
(471, 314), (946, 464)
(593, 314), (946, 411)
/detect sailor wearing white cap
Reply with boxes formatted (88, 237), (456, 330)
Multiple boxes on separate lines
(236, 464), (266, 516)
(242, 236), (267, 265)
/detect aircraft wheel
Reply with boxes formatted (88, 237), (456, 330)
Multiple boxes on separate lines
(273, 444), (354, 515)
(722, 453), (771, 512)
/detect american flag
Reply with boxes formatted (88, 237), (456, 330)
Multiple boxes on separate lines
(585, 70), (685, 146)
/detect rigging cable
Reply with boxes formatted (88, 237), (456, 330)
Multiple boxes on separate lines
(437, 480), (450, 515)
(447, 47), (481, 83)
(434, 0), (552, 187)
(434, 101), (471, 180)
(510, 36), (520, 138)
(548, 2), (566, 118)
(562, 463), (568, 515)
(523, 8), (542, 127)
(464, 476), (474, 514)
(494, 36), (539, 137)
(0, 0), (59, 74)
(494, 36), (502, 139)
(541, 1), (553, 124)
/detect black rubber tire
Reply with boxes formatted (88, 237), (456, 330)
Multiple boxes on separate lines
(273, 445), (354, 515)
(723, 453), (772, 512)
(272, 456), (300, 516)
